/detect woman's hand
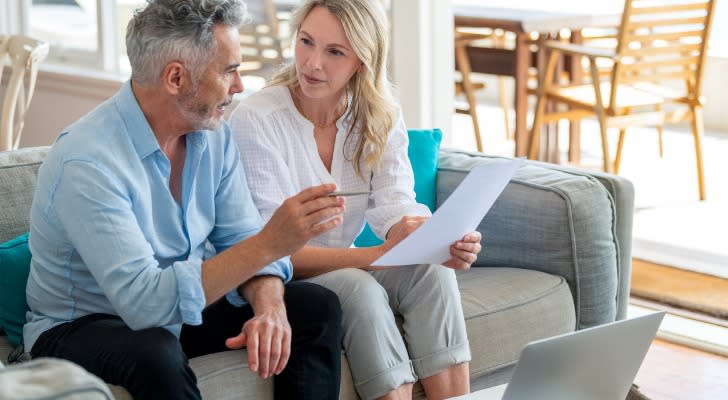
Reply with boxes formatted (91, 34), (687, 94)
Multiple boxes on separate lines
(381, 215), (430, 252)
(443, 231), (482, 270)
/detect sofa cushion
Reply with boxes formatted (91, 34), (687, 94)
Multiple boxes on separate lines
(457, 267), (575, 379)
(354, 128), (442, 247)
(0, 233), (31, 347)
(438, 151), (619, 330)
(106, 350), (360, 400)
(0, 147), (50, 243)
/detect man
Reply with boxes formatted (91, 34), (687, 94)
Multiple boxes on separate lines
(23, 1), (345, 399)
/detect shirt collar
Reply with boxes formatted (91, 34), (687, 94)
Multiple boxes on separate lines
(115, 80), (209, 159)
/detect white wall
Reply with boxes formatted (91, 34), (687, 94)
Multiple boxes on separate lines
(702, 56), (728, 132)
(389, 0), (454, 145)
(4, 69), (122, 148)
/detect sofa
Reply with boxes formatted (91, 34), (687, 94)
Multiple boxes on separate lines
(0, 145), (634, 399)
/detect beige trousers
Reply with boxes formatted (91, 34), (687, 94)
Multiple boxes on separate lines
(304, 264), (471, 400)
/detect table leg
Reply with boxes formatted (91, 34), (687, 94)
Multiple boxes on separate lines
(514, 32), (530, 157)
(568, 31), (584, 164)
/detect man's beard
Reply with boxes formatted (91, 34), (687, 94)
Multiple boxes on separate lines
(179, 84), (218, 131)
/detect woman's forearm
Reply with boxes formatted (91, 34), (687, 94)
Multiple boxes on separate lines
(291, 245), (387, 278)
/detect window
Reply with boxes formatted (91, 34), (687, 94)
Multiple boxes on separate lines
(21, 0), (305, 79)
(27, 0), (146, 76)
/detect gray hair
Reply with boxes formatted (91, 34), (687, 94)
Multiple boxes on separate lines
(126, 0), (247, 85)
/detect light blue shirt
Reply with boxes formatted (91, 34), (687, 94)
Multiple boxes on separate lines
(23, 81), (292, 351)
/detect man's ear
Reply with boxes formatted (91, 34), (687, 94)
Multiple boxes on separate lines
(162, 61), (186, 95)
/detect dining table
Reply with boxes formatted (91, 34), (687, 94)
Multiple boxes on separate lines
(453, 0), (624, 159)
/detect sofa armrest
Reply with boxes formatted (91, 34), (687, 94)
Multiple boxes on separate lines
(437, 149), (634, 329)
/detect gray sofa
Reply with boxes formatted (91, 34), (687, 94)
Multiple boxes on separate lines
(0, 146), (634, 399)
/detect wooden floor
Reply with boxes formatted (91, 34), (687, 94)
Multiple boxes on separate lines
(634, 339), (728, 400)
(631, 259), (728, 399)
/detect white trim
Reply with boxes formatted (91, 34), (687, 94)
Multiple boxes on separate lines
(632, 238), (728, 279)
(97, 0), (119, 74)
(0, 1), (25, 35)
(390, 0), (453, 140)
(628, 303), (728, 357)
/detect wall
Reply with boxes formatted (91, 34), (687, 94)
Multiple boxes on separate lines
(5, 68), (122, 148)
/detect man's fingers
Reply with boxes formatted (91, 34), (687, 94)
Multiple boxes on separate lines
(292, 183), (337, 203)
(275, 329), (291, 375)
(247, 330), (260, 372)
(224, 332), (246, 350)
(268, 329), (283, 378)
(258, 325), (272, 379)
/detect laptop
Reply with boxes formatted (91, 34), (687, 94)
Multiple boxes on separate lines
(467, 312), (665, 400)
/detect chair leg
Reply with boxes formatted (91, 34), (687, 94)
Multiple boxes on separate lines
(587, 58), (612, 174)
(455, 44), (484, 152)
(498, 76), (512, 140)
(657, 124), (664, 158)
(529, 50), (560, 160)
(690, 105), (707, 200)
(614, 128), (626, 174)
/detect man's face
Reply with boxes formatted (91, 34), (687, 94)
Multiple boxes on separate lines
(179, 25), (244, 131)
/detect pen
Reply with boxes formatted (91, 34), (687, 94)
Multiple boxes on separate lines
(327, 191), (372, 197)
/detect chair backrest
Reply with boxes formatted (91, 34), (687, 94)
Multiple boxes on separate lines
(1, 35), (49, 151)
(239, 0), (286, 71)
(610, 0), (716, 108)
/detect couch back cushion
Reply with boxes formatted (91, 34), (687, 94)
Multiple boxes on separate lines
(354, 128), (442, 247)
(437, 150), (619, 330)
(0, 147), (50, 243)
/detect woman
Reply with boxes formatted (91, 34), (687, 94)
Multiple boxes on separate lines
(229, 1), (481, 399)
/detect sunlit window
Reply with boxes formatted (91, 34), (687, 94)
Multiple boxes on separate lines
(28, 0), (147, 75)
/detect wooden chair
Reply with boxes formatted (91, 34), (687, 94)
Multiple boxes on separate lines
(529, 0), (715, 200)
(0, 35), (49, 151)
(238, 0), (288, 79)
(454, 28), (511, 152)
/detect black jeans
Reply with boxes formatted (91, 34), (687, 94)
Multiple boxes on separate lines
(30, 281), (343, 400)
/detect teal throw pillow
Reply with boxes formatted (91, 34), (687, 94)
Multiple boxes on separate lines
(354, 128), (443, 247)
(0, 233), (31, 347)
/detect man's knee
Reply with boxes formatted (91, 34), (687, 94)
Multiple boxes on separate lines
(286, 282), (343, 341)
(131, 328), (192, 380)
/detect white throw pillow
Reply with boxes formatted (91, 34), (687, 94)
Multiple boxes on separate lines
(0, 358), (114, 399)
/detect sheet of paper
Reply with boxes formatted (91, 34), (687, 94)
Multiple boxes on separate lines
(371, 158), (523, 267)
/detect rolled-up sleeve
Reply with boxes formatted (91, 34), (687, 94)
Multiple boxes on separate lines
(171, 259), (206, 325)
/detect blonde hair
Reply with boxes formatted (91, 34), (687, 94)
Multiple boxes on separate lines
(268, 0), (398, 178)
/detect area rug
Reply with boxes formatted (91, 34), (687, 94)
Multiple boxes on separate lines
(631, 259), (728, 319)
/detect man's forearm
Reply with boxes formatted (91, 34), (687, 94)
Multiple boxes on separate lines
(201, 233), (283, 307)
(240, 275), (286, 312)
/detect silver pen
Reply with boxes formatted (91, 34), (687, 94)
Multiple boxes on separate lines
(327, 190), (372, 197)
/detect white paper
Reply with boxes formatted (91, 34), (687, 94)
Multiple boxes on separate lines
(371, 158), (523, 267)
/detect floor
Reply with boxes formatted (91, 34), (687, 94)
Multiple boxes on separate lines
(634, 338), (728, 400)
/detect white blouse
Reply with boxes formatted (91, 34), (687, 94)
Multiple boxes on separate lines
(228, 86), (430, 248)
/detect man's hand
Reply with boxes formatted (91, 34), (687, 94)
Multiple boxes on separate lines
(258, 184), (345, 259)
(443, 231), (482, 270)
(225, 277), (290, 379)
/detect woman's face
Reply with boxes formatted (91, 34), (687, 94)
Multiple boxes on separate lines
(294, 6), (362, 101)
